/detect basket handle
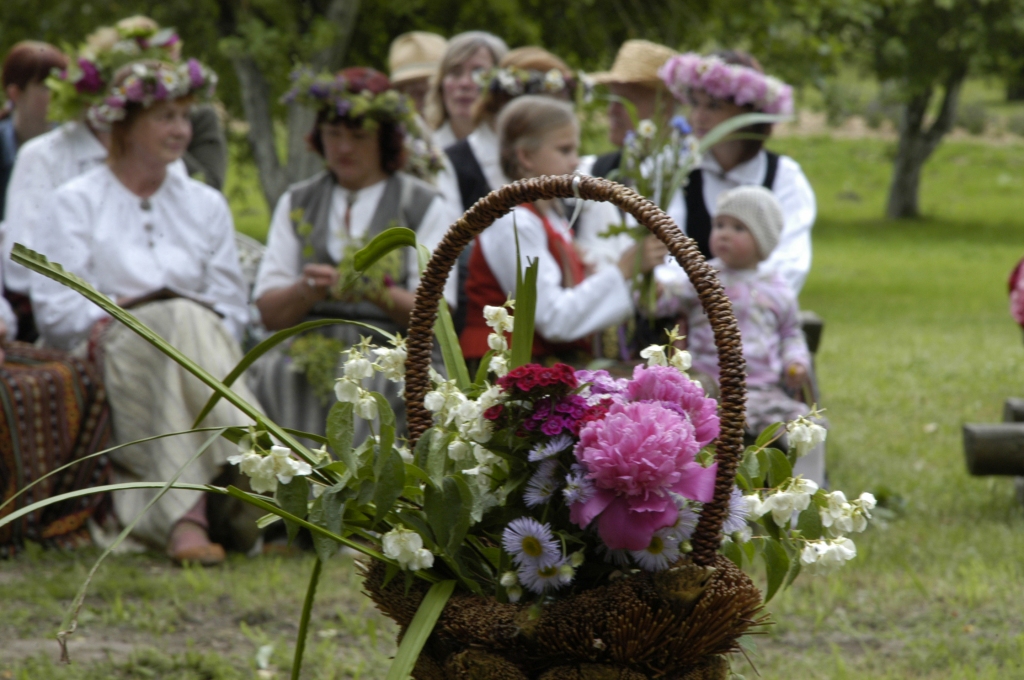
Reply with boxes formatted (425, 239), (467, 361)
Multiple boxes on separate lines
(403, 175), (746, 566)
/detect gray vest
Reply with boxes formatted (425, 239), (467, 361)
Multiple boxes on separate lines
(289, 171), (438, 329)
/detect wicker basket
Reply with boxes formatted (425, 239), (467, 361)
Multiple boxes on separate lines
(366, 175), (763, 680)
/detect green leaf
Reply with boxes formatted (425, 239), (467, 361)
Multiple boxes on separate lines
(722, 538), (744, 568)
(423, 476), (469, 552)
(766, 448), (794, 488)
(473, 351), (494, 386)
(754, 422), (785, 449)
(371, 447), (406, 528)
(353, 227), (417, 271)
(290, 558), (323, 680)
(191, 317), (392, 429)
(737, 448), (763, 491)
(434, 299), (472, 390)
(397, 509), (438, 550)
(444, 476), (474, 554)
(276, 476), (310, 544)
(384, 580), (456, 680)
(795, 492), (825, 540)
(425, 431), (454, 488)
(697, 112), (791, 153)
(222, 485), (441, 581)
(371, 393), (397, 469)
(327, 402), (357, 472)
(509, 257), (538, 370)
(10, 245), (320, 471)
(307, 497), (337, 562)
(763, 536), (790, 603)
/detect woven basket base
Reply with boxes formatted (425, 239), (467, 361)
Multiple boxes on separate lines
(364, 555), (762, 679)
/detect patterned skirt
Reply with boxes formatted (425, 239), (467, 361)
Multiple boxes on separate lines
(0, 343), (111, 556)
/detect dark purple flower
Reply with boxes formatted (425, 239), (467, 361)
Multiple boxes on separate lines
(187, 59), (204, 88)
(541, 417), (567, 436)
(75, 59), (104, 94)
(335, 99), (352, 117)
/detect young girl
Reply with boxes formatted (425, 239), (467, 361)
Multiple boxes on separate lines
(659, 185), (824, 484)
(459, 95), (666, 362)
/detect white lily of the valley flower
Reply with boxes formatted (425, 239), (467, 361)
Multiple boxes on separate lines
(639, 344), (668, 366)
(787, 415), (827, 458)
(744, 493), (768, 520)
(489, 355), (509, 377)
(373, 341), (407, 382)
(355, 394), (379, 421)
(343, 353), (374, 381)
(268, 445), (313, 485)
(488, 332), (508, 352)
(764, 477), (818, 525)
(448, 439), (470, 461)
(820, 490), (852, 533)
(382, 527), (434, 571)
(483, 305), (514, 334)
(800, 537), (857, 574)
(670, 349), (692, 372)
(500, 571), (518, 587)
(334, 378), (361, 404)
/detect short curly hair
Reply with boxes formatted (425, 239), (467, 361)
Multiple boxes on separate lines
(306, 67), (407, 174)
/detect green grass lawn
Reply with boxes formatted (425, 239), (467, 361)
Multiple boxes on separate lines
(4, 135), (1024, 678)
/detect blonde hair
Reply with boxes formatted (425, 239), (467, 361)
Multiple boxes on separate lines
(424, 31), (508, 131)
(497, 95), (577, 181)
(473, 46), (574, 128)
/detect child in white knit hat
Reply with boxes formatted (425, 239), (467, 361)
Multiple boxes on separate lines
(659, 184), (824, 484)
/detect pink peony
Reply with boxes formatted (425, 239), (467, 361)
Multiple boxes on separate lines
(625, 365), (720, 447)
(570, 401), (717, 551)
(732, 69), (767, 108)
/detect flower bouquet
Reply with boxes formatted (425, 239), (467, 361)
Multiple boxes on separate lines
(4, 177), (873, 679)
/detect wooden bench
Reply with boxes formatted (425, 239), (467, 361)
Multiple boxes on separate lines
(963, 397), (1024, 503)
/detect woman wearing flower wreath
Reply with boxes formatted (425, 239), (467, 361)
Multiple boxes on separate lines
(2, 16), (220, 338)
(460, 95), (668, 365)
(251, 67), (457, 444)
(657, 50), (816, 295)
(423, 31), (508, 149)
(31, 59), (260, 565)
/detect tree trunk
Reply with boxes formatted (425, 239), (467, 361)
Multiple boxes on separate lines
(232, 0), (363, 210)
(885, 72), (965, 219)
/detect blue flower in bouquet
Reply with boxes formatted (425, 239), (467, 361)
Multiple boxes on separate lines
(502, 517), (561, 567)
(670, 115), (692, 136)
(524, 459), (560, 507)
(721, 487), (750, 535)
(630, 528), (682, 572)
(528, 433), (574, 462)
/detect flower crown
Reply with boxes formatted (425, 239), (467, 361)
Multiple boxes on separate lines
(87, 59), (217, 126)
(474, 66), (587, 99)
(47, 19), (182, 123)
(659, 53), (793, 116)
(281, 67), (418, 132)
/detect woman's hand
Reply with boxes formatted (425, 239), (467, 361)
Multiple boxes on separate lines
(618, 235), (669, 280)
(301, 263), (340, 302)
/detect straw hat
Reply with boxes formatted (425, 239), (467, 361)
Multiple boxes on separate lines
(590, 39), (678, 89)
(389, 32), (447, 84)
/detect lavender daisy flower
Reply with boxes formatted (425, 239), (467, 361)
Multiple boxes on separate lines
(528, 434), (573, 462)
(630, 528), (681, 572)
(502, 518), (560, 567)
(562, 464), (595, 505)
(600, 545), (631, 568)
(664, 498), (699, 542)
(722, 487), (750, 535)
(517, 558), (572, 594)
(524, 460), (560, 507)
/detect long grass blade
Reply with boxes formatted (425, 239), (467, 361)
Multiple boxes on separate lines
(221, 485), (439, 584)
(509, 258), (538, 369)
(0, 426), (232, 513)
(11, 245), (320, 470)
(434, 299), (471, 389)
(0, 481), (229, 531)
(384, 580), (457, 680)
(191, 318), (393, 428)
(697, 112), (790, 152)
(291, 557), (323, 680)
(56, 428), (227, 662)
